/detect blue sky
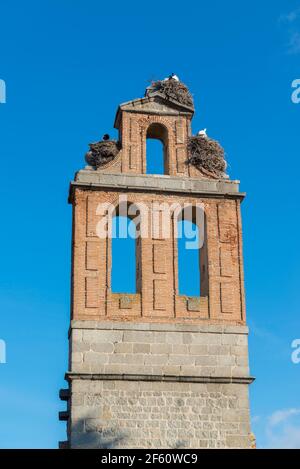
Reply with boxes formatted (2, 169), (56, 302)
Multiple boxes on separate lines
(0, 0), (300, 448)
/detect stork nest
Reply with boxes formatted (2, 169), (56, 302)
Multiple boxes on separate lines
(146, 78), (194, 108)
(85, 140), (120, 168)
(187, 136), (227, 178)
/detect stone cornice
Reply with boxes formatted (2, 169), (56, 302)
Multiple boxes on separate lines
(65, 372), (255, 385)
(69, 171), (245, 204)
(70, 319), (248, 334)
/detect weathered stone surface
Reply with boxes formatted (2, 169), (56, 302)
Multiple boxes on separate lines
(67, 322), (252, 448)
(72, 171), (242, 197)
(69, 379), (252, 449)
(70, 325), (249, 378)
(71, 321), (249, 334)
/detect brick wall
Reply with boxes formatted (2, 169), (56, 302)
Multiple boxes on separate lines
(71, 184), (245, 324)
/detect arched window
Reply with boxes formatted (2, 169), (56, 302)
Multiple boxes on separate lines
(111, 215), (138, 293)
(177, 220), (200, 296)
(176, 206), (208, 297)
(146, 123), (168, 175)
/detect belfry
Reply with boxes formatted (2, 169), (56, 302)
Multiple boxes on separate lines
(59, 77), (253, 448)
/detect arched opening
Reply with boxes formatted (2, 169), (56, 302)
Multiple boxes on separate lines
(146, 123), (168, 175)
(111, 215), (138, 293)
(177, 220), (200, 296)
(176, 206), (208, 297)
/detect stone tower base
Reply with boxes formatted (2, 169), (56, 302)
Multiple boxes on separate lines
(65, 321), (253, 449)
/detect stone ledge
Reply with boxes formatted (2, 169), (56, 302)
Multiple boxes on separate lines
(66, 372), (255, 385)
(69, 171), (245, 202)
(70, 320), (248, 335)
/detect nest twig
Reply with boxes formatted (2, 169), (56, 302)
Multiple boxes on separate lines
(146, 78), (194, 108)
(187, 136), (227, 178)
(85, 140), (120, 168)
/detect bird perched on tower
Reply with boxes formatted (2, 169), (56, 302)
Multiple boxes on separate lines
(169, 73), (179, 81)
(197, 128), (207, 138)
(163, 73), (180, 82)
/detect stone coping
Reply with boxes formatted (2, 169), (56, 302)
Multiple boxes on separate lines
(70, 320), (248, 335)
(69, 171), (245, 201)
(66, 372), (255, 385)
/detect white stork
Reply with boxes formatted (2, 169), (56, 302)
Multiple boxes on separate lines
(197, 128), (207, 138)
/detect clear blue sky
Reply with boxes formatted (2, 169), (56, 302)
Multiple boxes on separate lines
(0, 0), (300, 449)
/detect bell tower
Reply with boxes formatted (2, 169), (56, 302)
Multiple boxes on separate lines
(60, 78), (254, 449)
